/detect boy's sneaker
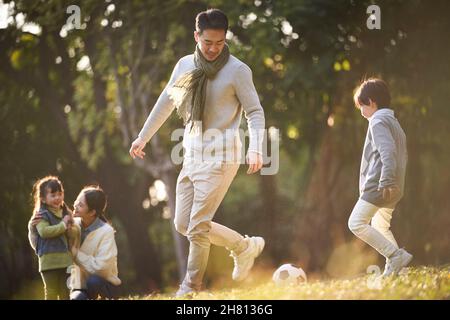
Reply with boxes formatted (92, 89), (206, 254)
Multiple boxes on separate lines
(231, 236), (265, 281)
(175, 282), (197, 298)
(383, 248), (413, 277)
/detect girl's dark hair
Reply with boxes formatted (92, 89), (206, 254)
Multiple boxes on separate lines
(32, 175), (66, 214)
(80, 185), (109, 223)
(353, 78), (391, 109)
(195, 8), (228, 34)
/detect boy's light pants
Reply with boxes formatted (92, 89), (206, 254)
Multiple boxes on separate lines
(174, 159), (243, 290)
(348, 199), (399, 259)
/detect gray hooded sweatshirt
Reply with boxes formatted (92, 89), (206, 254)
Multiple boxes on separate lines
(359, 108), (408, 208)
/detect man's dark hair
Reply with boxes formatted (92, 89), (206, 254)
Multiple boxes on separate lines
(195, 9), (228, 34)
(353, 78), (391, 109)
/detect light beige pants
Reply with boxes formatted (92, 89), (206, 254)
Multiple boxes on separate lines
(174, 159), (243, 290)
(348, 199), (399, 258)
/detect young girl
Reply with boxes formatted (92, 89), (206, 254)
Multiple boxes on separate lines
(31, 176), (75, 300)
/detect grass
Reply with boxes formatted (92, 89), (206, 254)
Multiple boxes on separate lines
(128, 265), (450, 300)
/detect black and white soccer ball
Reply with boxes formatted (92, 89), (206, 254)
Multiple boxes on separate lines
(272, 263), (307, 286)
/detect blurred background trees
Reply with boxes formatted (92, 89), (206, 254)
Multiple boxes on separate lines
(1, 0), (449, 298)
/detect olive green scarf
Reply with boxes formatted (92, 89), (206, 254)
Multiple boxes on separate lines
(169, 44), (230, 126)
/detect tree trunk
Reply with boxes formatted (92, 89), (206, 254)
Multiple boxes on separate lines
(96, 157), (162, 292)
(295, 128), (348, 271)
(259, 174), (278, 261)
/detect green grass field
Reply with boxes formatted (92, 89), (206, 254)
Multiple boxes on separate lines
(129, 265), (449, 300)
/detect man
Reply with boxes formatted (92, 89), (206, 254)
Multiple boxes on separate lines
(129, 8), (266, 296)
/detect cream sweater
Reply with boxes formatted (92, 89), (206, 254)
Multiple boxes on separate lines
(69, 218), (121, 289)
(138, 54), (265, 161)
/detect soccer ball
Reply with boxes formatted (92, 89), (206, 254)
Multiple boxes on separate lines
(272, 263), (307, 286)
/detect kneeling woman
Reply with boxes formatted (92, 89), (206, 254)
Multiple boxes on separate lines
(69, 186), (121, 300)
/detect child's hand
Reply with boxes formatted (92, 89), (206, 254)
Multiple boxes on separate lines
(63, 214), (73, 228)
(30, 212), (43, 226)
(380, 185), (400, 201)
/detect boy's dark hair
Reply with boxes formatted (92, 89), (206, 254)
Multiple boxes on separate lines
(195, 9), (228, 34)
(353, 78), (391, 109)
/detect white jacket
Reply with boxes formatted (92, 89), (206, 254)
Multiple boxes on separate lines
(69, 218), (121, 289)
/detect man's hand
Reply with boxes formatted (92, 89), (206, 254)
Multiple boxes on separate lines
(380, 185), (400, 202)
(246, 151), (263, 174)
(129, 137), (147, 159)
(30, 212), (43, 227)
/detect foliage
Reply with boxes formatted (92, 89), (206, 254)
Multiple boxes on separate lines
(1, 0), (449, 298)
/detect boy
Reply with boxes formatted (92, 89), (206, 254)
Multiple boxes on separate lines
(348, 78), (412, 276)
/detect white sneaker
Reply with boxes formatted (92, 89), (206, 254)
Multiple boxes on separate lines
(175, 282), (197, 298)
(383, 248), (413, 277)
(231, 236), (265, 281)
